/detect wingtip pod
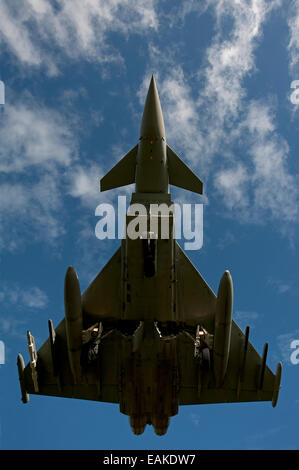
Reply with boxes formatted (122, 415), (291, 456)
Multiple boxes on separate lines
(17, 353), (29, 404)
(272, 362), (282, 408)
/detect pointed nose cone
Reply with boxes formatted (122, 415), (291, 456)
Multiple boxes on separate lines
(140, 75), (165, 139)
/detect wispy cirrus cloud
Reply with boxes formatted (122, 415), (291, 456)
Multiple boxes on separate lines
(267, 278), (293, 295)
(0, 284), (48, 310)
(287, 0), (299, 73)
(214, 164), (249, 212)
(235, 311), (260, 331)
(140, 1), (280, 165)
(0, 100), (75, 173)
(140, 1), (298, 230)
(0, 284), (48, 340)
(67, 163), (104, 208)
(244, 425), (287, 447)
(200, 0), (281, 117)
(0, 91), (128, 252)
(0, 0), (159, 75)
(0, 95), (78, 250)
(276, 329), (299, 365)
(0, 178), (65, 251)
(216, 100), (298, 224)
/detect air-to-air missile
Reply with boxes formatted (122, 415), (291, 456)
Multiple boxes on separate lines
(17, 76), (282, 436)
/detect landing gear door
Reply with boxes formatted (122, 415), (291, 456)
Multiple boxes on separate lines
(141, 231), (157, 278)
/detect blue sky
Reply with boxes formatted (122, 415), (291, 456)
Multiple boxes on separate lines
(0, 0), (299, 450)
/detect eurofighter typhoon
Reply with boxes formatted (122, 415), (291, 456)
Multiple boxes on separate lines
(17, 76), (282, 436)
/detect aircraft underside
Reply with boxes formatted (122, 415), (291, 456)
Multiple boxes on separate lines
(17, 75), (282, 437)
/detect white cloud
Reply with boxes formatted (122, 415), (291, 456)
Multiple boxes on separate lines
(215, 100), (298, 224)
(217, 230), (236, 249)
(189, 412), (200, 427)
(268, 278), (292, 295)
(203, 1), (264, 97)
(235, 311), (260, 331)
(0, 0), (159, 74)
(0, 177), (65, 250)
(0, 93), (132, 251)
(287, 0), (299, 72)
(245, 101), (298, 223)
(0, 101), (75, 173)
(250, 137), (298, 223)
(0, 316), (27, 339)
(67, 163), (103, 207)
(0, 96), (78, 250)
(245, 425), (287, 444)
(198, 0), (281, 150)
(0, 2), (42, 67)
(215, 164), (249, 211)
(20, 287), (48, 309)
(277, 329), (299, 365)
(243, 100), (276, 137)
(0, 284), (48, 309)
(140, 3), (298, 228)
(160, 70), (204, 168)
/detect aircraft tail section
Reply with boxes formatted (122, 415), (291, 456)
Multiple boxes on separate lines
(167, 145), (203, 195)
(100, 144), (137, 192)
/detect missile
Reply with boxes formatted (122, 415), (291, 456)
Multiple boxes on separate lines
(213, 270), (233, 387)
(100, 76), (203, 196)
(64, 266), (83, 384)
(27, 330), (39, 393)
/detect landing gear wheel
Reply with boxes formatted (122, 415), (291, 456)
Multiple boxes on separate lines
(195, 346), (210, 371)
(201, 347), (210, 371)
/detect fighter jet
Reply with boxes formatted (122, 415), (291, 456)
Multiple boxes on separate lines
(17, 76), (282, 436)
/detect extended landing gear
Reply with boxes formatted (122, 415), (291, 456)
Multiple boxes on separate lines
(185, 325), (213, 371)
(195, 345), (211, 371)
